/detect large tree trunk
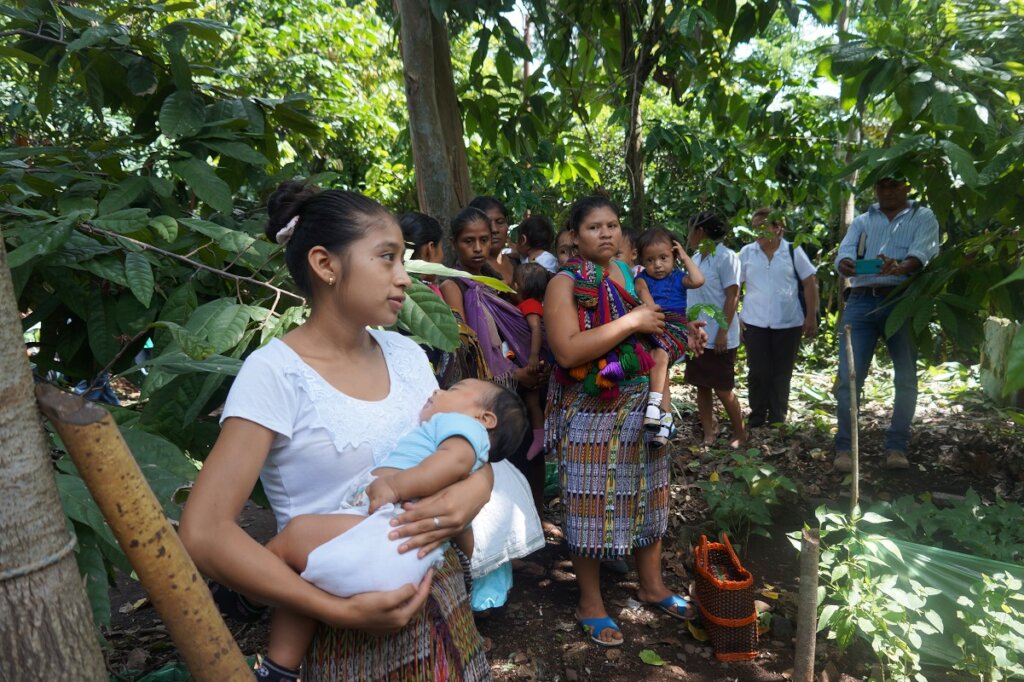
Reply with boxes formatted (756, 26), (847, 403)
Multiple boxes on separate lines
(0, 237), (107, 680)
(619, 1), (664, 229)
(398, 0), (472, 251)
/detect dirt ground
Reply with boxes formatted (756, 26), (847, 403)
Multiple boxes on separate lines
(104, 361), (1023, 681)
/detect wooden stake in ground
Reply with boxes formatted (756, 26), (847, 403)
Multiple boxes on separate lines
(35, 385), (252, 682)
(792, 528), (820, 682)
(844, 324), (860, 511)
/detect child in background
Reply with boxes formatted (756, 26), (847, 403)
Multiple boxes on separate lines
(261, 379), (528, 680)
(634, 227), (705, 446)
(513, 262), (554, 536)
(555, 228), (576, 268)
(515, 215), (558, 272)
(618, 228), (641, 276)
(513, 263), (550, 461)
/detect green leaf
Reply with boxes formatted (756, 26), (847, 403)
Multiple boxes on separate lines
(1004, 328), (1024, 394)
(120, 429), (197, 518)
(91, 208), (151, 234)
(73, 525), (112, 628)
(125, 55), (157, 96)
(54, 471), (123, 569)
(405, 260), (514, 293)
(134, 351), (242, 376)
(170, 158), (233, 214)
(938, 140), (979, 187)
(395, 281), (458, 352)
(184, 299), (251, 353)
(160, 91), (206, 138)
(202, 140), (270, 166)
(73, 255), (127, 287)
(990, 264), (1024, 290)
(99, 176), (148, 214)
(149, 215), (178, 243)
(179, 217), (255, 253)
(150, 321), (217, 360)
(87, 290), (121, 365)
(859, 512), (891, 525)
(495, 48), (514, 86)
(124, 252), (155, 307)
(688, 303), (727, 328)
(5, 220), (73, 268)
(638, 649), (665, 666)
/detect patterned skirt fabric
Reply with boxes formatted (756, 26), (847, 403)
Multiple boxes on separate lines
(545, 380), (670, 559)
(302, 547), (491, 682)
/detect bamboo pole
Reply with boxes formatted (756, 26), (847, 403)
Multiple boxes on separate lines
(844, 324), (860, 511)
(792, 528), (820, 682)
(35, 384), (252, 681)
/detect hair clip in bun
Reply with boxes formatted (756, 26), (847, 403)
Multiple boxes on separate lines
(276, 215), (299, 244)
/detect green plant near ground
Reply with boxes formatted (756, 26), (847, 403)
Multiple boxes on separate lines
(697, 448), (797, 543)
(807, 507), (943, 682)
(875, 489), (1024, 564)
(953, 572), (1024, 681)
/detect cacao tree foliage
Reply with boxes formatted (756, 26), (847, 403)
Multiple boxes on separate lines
(2, 0), (1023, 631)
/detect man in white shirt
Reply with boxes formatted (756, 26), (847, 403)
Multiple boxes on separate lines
(833, 175), (940, 472)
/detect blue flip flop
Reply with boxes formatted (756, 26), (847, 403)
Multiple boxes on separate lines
(648, 594), (697, 621)
(577, 615), (624, 647)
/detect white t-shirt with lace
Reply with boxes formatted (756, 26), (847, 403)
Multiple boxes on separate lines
(220, 330), (438, 532)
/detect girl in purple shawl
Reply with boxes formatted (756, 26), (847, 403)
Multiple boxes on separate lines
(440, 207), (543, 393)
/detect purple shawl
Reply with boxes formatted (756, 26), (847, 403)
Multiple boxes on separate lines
(458, 278), (532, 378)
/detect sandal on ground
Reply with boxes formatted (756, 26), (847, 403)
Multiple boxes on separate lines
(643, 404), (662, 431)
(577, 614), (624, 647)
(649, 413), (675, 448)
(645, 594), (697, 621)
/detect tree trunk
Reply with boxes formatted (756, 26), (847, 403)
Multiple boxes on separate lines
(836, 1), (861, 242)
(619, 1), (664, 229)
(398, 0), (471, 255)
(430, 15), (473, 210)
(0, 237), (107, 680)
(835, 1), (861, 314)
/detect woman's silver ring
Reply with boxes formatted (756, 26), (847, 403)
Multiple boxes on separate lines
(432, 516), (441, 529)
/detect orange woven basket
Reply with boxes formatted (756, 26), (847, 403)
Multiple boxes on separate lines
(694, 533), (758, 662)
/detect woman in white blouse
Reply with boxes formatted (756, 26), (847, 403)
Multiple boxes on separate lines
(739, 208), (819, 427)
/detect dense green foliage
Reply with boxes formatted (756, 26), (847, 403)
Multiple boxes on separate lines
(2, 0), (1022, 634)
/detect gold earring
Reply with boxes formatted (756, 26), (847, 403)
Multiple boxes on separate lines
(328, 276), (335, 286)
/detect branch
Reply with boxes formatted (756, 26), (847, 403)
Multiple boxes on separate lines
(0, 28), (69, 46)
(78, 223), (305, 304)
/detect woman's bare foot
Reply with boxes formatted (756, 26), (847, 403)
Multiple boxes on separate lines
(729, 429), (747, 449)
(575, 606), (623, 645)
(542, 520), (564, 540)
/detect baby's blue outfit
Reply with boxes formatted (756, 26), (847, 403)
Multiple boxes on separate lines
(380, 412), (490, 471)
(636, 268), (688, 314)
(342, 413), (489, 512)
(301, 412), (490, 598)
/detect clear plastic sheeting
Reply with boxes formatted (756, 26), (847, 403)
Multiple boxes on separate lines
(863, 534), (1024, 670)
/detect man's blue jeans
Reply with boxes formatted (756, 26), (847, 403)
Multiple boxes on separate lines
(834, 289), (918, 452)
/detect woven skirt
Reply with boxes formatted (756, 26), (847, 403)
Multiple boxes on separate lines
(302, 547), (491, 682)
(545, 380), (670, 559)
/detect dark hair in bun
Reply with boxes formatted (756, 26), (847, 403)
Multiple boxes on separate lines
(689, 210), (728, 241)
(399, 212), (443, 259)
(266, 181), (392, 297)
(567, 195), (619, 233)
